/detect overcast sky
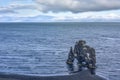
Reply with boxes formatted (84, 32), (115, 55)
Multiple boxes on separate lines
(0, 0), (120, 22)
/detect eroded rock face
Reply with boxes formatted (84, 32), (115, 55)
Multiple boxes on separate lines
(66, 40), (96, 74)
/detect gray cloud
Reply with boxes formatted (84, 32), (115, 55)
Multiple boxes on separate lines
(9, 4), (36, 10)
(0, 4), (36, 14)
(35, 0), (120, 13)
(0, 7), (16, 13)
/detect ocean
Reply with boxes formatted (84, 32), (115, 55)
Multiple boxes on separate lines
(0, 22), (120, 80)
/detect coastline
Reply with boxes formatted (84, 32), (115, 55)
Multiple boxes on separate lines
(0, 70), (106, 80)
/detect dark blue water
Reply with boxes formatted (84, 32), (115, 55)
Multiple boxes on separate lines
(0, 22), (120, 80)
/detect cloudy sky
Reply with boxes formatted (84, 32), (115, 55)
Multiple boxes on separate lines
(0, 0), (120, 22)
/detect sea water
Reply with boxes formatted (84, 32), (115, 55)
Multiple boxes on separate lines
(0, 22), (120, 80)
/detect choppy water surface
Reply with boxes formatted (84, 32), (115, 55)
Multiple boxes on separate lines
(0, 22), (120, 80)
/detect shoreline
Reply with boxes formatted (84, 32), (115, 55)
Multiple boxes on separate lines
(0, 70), (106, 80)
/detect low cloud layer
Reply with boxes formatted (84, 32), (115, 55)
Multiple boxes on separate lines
(1, 0), (120, 14)
(0, 7), (16, 13)
(35, 0), (120, 13)
(0, 3), (36, 14)
(0, 0), (120, 22)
